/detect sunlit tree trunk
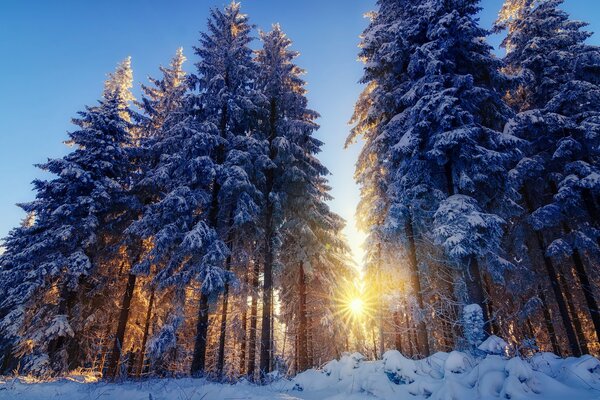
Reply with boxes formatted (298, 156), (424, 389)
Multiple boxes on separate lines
(404, 220), (430, 356)
(297, 262), (309, 371)
(106, 271), (137, 380)
(558, 270), (588, 354)
(136, 287), (155, 377)
(247, 261), (260, 380)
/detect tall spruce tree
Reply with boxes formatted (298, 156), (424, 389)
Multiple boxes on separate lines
(352, 0), (519, 347)
(256, 25), (351, 376)
(498, 0), (600, 354)
(188, 1), (264, 377)
(0, 58), (136, 375)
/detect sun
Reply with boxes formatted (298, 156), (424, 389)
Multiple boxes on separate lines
(348, 297), (365, 317)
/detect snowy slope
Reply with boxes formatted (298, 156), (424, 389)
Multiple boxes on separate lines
(2, 341), (600, 400)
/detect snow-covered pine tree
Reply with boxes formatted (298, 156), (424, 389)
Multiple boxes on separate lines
(352, 0), (519, 347)
(256, 25), (352, 375)
(187, 1), (264, 377)
(498, 0), (600, 355)
(348, 0), (433, 357)
(103, 49), (203, 379)
(0, 58), (136, 376)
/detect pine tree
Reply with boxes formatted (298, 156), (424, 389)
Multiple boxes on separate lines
(498, 0), (600, 354)
(187, 1), (264, 377)
(0, 58), (136, 376)
(256, 25), (352, 376)
(352, 0), (519, 347)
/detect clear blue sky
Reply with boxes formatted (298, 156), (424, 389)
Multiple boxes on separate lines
(1, 0), (599, 264)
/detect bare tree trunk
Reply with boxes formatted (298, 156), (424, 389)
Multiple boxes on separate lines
(557, 271), (588, 354)
(239, 270), (249, 375)
(571, 250), (600, 342)
(404, 220), (430, 357)
(393, 311), (403, 354)
(106, 272), (137, 380)
(190, 293), (210, 376)
(136, 287), (155, 377)
(297, 262), (309, 371)
(216, 253), (233, 380)
(247, 261), (260, 381)
(539, 287), (561, 356)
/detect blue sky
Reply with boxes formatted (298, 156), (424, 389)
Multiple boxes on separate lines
(1, 0), (599, 264)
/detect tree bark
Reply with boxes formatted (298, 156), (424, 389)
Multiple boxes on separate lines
(247, 261), (260, 381)
(404, 220), (430, 357)
(557, 271), (588, 354)
(239, 270), (249, 375)
(571, 250), (600, 342)
(538, 287), (561, 356)
(136, 288), (155, 377)
(393, 311), (403, 354)
(297, 262), (309, 372)
(106, 272), (137, 380)
(522, 190), (581, 356)
(216, 275), (231, 380)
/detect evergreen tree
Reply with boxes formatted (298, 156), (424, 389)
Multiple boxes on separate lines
(257, 24), (352, 376)
(188, 1), (264, 377)
(351, 0), (519, 347)
(498, 0), (600, 354)
(0, 58), (136, 375)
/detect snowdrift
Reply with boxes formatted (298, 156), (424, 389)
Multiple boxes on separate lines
(2, 337), (600, 400)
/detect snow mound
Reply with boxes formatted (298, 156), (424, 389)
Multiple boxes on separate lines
(2, 342), (600, 400)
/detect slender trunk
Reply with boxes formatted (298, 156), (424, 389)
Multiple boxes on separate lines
(247, 261), (260, 380)
(216, 276), (230, 379)
(106, 273), (137, 380)
(191, 293), (210, 376)
(571, 250), (600, 342)
(523, 189), (581, 355)
(136, 288), (155, 377)
(260, 99), (278, 382)
(557, 271), (589, 354)
(404, 220), (430, 357)
(393, 311), (403, 354)
(297, 263), (309, 371)
(539, 287), (561, 356)
(239, 270), (249, 375)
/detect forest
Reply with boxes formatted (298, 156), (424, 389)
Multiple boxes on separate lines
(1, 0), (600, 399)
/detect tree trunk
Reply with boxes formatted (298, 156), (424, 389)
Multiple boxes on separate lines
(190, 293), (210, 376)
(247, 261), (260, 381)
(571, 250), (600, 342)
(297, 262), (309, 372)
(106, 272), (137, 380)
(216, 278), (230, 380)
(393, 311), (403, 354)
(404, 220), (430, 357)
(538, 287), (561, 356)
(557, 271), (588, 354)
(136, 288), (155, 377)
(522, 188), (581, 356)
(239, 270), (249, 375)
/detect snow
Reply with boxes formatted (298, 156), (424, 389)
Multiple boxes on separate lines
(3, 349), (600, 400)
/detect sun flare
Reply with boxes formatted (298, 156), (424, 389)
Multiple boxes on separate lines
(348, 297), (365, 317)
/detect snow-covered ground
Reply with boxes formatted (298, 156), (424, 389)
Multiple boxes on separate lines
(2, 337), (600, 400)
